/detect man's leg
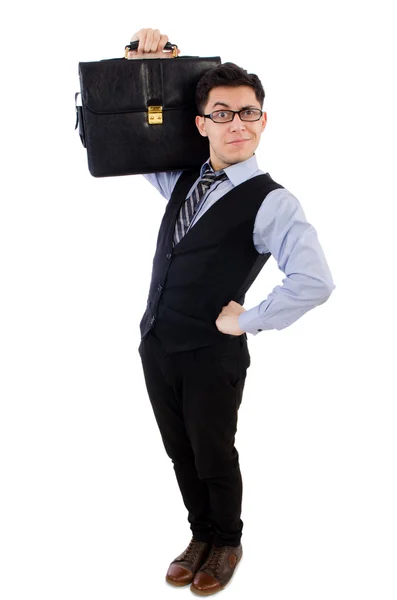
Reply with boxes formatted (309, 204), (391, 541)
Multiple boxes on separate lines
(138, 331), (213, 542)
(171, 336), (250, 548)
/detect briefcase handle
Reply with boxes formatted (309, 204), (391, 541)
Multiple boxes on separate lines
(124, 40), (178, 59)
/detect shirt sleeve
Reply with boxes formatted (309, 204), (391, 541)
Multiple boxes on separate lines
(238, 188), (336, 335)
(143, 171), (183, 201)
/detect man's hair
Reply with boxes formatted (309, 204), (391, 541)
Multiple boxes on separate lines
(195, 62), (265, 115)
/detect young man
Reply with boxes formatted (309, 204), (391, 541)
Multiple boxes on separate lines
(129, 28), (335, 595)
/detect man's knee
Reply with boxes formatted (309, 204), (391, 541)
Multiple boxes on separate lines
(195, 447), (240, 480)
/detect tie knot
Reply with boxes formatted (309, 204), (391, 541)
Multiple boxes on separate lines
(200, 168), (227, 189)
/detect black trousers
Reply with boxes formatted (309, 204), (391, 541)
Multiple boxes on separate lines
(138, 328), (250, 547)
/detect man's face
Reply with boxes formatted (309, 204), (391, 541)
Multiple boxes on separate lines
(195, 85), (267, 171)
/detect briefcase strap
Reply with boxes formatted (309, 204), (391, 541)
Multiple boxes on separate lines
(74, 92), (86, 148)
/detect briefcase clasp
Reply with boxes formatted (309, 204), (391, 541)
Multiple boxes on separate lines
(148, 106), (163, 125)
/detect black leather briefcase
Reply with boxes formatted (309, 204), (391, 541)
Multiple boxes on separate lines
(75, 42), (221, 177)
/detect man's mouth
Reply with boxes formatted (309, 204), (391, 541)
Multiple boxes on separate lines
(227, 139), (251, 145)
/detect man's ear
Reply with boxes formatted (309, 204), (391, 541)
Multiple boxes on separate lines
(195, 115), (208, 137)
(261, 111), (267, 132)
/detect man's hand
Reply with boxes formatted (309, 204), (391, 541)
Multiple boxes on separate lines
(128, 28), (181, 59)
(215, 300), (246, 336)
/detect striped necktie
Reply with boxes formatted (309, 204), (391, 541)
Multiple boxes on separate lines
(173, 168), (228, 246)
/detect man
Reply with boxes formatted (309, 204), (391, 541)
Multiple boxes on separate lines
(129, 28), (335, 595)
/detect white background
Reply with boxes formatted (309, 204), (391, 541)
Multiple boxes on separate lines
(1, 1), (396, 599)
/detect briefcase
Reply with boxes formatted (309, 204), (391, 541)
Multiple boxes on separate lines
(75, 41), (221, 177)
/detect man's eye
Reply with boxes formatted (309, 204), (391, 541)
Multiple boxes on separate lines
(242, 109), (253, 116)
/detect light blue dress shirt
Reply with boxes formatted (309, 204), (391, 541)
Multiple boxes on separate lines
(143, 154), (335, 336)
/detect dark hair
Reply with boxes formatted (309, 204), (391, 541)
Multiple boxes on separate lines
(195, 62), (265, 115)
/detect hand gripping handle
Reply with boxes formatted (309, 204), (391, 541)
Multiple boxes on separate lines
(124, 40), (178, 58)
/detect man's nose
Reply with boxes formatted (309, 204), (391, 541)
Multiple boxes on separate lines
(229, 112), (246, 129)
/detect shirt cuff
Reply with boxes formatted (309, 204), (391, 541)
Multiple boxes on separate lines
(238, 309), (264, 336)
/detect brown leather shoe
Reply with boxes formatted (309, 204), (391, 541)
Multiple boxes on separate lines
(190, 543), (243, 596)
(165, 537), (212, 587)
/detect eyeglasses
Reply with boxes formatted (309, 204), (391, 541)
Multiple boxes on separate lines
(202, 108), (263, 123)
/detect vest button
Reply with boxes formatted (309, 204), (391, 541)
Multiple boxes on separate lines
(157, 284), (163, 292)
(257, 329), (262, 331)
(166, 252), (172, 259)
(150, 316), (155, 325)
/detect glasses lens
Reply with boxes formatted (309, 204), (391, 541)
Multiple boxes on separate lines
(210, 109), (262, 122)
(211, 110), (234, 123)
(239, 109), (262, 121)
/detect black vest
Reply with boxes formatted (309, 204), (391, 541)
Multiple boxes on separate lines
(139, 169), (284, 353)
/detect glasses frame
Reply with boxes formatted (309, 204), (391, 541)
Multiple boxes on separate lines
(202, 108), (263, 123)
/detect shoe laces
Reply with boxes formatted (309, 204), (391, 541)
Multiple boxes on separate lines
(205, 546), (227, 575)
(180, 538), (206, 562)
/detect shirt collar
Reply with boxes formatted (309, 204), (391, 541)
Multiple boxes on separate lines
(200, 154), (259, 186)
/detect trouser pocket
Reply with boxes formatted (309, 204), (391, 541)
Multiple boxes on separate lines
(215, 336), (250, 389)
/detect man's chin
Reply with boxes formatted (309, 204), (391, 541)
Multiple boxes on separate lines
(212, 148), (255, 169)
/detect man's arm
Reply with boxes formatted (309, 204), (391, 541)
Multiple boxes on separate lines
(143, 172), (183, 201)
(238, 188), (335, 335)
